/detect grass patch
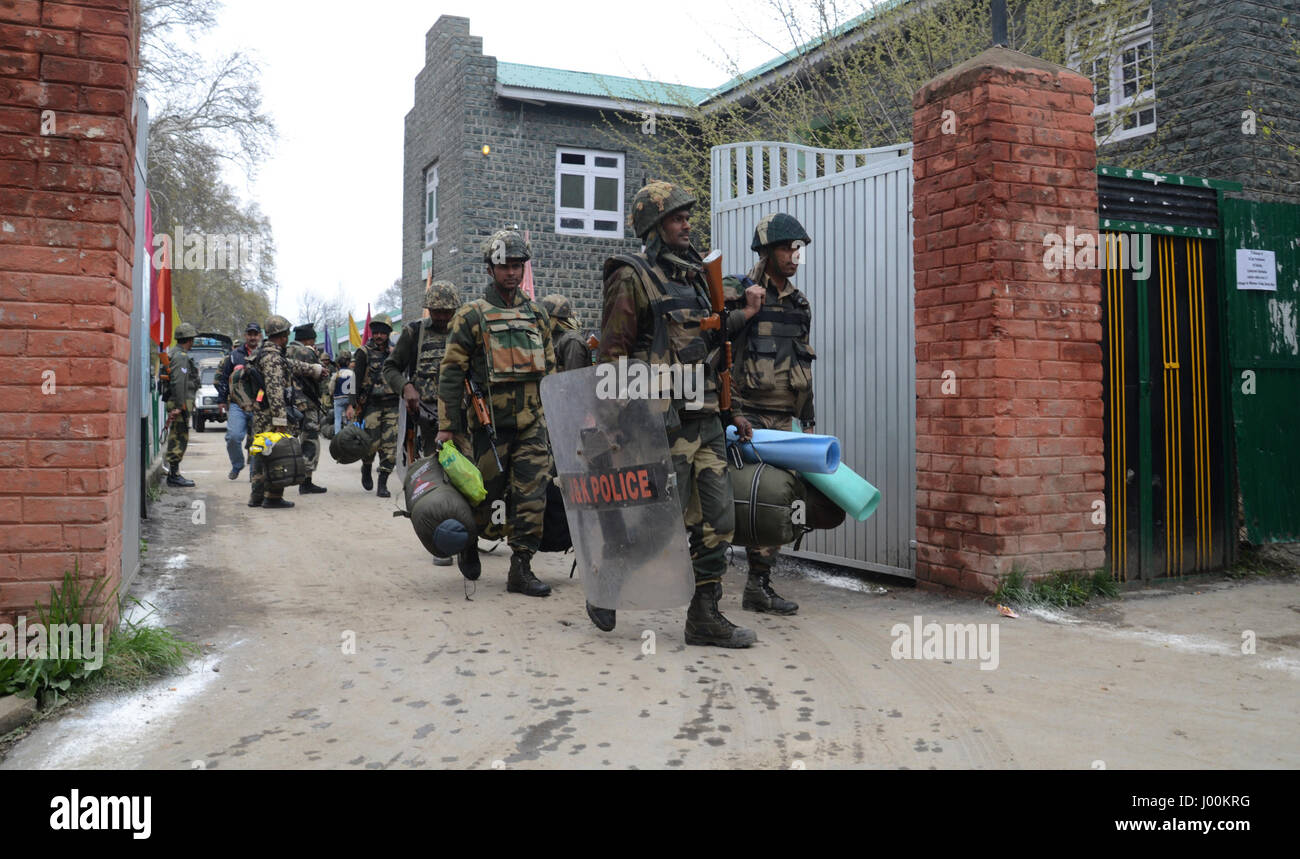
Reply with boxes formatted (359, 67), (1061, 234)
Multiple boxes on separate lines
(993, 567), (1120, 609)
(1, 570), (197, 707)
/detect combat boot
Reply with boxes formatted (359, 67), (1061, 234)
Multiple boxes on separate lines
(361, 461), (374, 491)
(743, 569), (799, 615)
(299, 479), (327, 494)
(166, 465), (194, 488)
(262, 497), (295, 509)
(586, 601), (616, 632)
(375, 471), (391, 498)
(507, 553), (551, 597)
(685, 582), (757, 648)
(458, 545), (481, 581)
(247, 493), (263, 508)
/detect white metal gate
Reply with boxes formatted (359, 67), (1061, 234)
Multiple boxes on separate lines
(711, 141), (915, 578)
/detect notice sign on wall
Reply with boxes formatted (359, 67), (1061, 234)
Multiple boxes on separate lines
(1236, 248), (1277, 291)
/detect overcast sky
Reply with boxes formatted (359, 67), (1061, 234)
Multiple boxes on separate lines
(188, 0), (841, 324)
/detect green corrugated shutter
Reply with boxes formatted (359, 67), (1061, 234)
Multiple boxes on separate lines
(1221, 198), (1300, 543)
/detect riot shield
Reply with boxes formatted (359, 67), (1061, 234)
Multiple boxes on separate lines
(540, 363), (693, 610)
(393, 399), (411, 487)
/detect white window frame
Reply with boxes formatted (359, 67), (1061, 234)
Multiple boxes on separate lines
(1068, 4), (1156, 145)
(554, 148), (624, 238)
(424, 165), (439, 247)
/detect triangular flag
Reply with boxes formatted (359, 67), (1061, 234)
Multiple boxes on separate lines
(323, 324), (334, 359)
(348, 313), (362, 348)
(363, 304), (371, 343)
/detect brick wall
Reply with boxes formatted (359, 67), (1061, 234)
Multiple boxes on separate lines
(911, 47), (1107, 595)
(402, 15), (654, 330)
(0, 0), (138, 624)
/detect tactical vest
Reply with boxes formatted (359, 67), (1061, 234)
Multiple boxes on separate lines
(554, 328), (591, 372)
(285, 341), (321, 401)
(471, 299), (547, 385)
(410, 319), (447, 402)
(734, 275), (815, 416)
(605, 253), (719, 414)
(362, 342), (395, 402)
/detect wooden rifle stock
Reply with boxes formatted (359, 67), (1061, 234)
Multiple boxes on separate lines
(699, 249), (732, 412)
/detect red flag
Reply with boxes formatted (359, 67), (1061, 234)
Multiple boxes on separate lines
(153, 232), (172, 347)
(147, 195), (160, 344)
(521, 229), (535, 299)
(363, 304), (371, 343)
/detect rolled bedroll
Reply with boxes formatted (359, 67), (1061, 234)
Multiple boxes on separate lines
(723, 426), (841, 474)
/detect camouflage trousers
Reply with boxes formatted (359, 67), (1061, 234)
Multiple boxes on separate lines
(249, 413), (285, 502)
(360, 399), (399, 474)
(670, 413), (735, 586)
(737, 411), (796, 574)
(456, 416), (551, 558)
(292, 397), (322, 477)
(165, 411), (189, 467)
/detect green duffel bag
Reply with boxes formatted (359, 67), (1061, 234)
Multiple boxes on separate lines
(264, 435), (308, 489)
(730, 461), (804, 548)
(799, 476), (847, 531)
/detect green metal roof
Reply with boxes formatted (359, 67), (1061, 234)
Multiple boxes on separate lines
(496, 61), (712, 106)
(496, 0), (913, 107)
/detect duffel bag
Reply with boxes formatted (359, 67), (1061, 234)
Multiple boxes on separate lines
(730, 461), (804, 548)
(402, 455), (477, 558)
(264, 435), (308, 489)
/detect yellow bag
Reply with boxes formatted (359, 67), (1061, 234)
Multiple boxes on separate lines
(438, 440), (487, 505)
(250, 431), (292, 456)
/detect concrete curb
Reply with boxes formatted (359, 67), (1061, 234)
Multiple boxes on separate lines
(0, 695), (36, 736)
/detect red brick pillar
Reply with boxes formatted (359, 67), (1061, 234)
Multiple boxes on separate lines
(911, 47), (1106, 595)
(0, 1), (138, 623)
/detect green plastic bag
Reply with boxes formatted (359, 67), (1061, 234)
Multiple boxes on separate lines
(438, 440), (487, 505)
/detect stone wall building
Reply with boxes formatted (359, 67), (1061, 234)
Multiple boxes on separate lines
(401, 16), (710, 330)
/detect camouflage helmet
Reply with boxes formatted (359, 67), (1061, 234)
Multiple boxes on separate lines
(264, 315), (291, 337)
(338, 349), (352, 366)
(173, 322), (197, 341)
(482, 228), (531, 264)
(540, 294), (574, 320)
(329, 422), (375, 464)
(425, 280), (460, 311)
(630, 181), (696, 239)
(370, 313), (393, 333)
(751, 212), (812, 252)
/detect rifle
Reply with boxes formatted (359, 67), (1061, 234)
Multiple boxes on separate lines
(464, 376), (504, 473)
(698, 249), (732, 417)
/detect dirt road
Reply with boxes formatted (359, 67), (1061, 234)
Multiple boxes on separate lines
(4, 431), (1298, 769)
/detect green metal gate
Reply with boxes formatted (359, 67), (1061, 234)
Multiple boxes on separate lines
(1220, 198), (1300, 544)
(1099, 167), (1238, 581)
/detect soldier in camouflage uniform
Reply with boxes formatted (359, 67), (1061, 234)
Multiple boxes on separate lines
(248, 315), (328, 508)
(164, 322), (200, 487)
(593, 181), (759, 648)
(287, 324), (328, 494)
(348, 313), (399, 498)
(724, 212), (817, 615)
(436, 228), (556, 596)
(385, 280), (461, 458)
(541, 294), (592, 372)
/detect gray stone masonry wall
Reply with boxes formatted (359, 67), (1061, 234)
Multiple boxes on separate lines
(403, 16), (660, 332)
(1076, 0), (1298, 203)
